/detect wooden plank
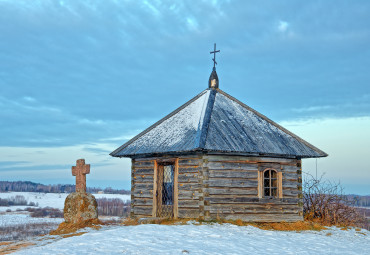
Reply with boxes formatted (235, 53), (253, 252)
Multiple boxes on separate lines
(133, 191), (153, 199)
(178, 200), (199, 208)
(206, 162), (258, 171)
(133, 183), (153, 190)
(133, 198), (153, 206)
(209, 213), (303, 222)
(204, 197), (300, 204)
(152, 160), (157, 217)
(133, 206), (152, 216)
(174, 158), (179, 219)
(178, 174), (199, 183)
(178, 158), (201, 166)
(133, 161), (154, 168)
(203, 155), (297, 164)
(134, 168), (155, 175)
(178, 183), (200, 190)
(178, 167), (199, 173)
(282, 172), (298, 179)
(208, 169), (258, 178)
(204, 179), (258, 188)
(178, 208), (200, 218)
(178, 190), (200, 199)
(207, 187), (257, 196)
(133, 175), (154, 183)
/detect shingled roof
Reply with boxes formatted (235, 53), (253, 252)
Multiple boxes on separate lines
(110, 84), (328, 159)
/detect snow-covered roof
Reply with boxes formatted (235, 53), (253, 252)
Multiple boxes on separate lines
(110, 84), (327, 159)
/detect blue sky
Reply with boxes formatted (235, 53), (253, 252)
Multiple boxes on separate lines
(0, 0), (369, 194)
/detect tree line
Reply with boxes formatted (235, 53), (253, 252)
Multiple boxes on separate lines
(0, 181), (129, 194)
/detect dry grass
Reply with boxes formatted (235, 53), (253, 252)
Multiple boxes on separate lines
(0, 241), (34, 255)
(122, 217), (327, 231)
(50, 219), (103, 235)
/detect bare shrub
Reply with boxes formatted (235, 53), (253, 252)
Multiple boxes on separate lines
(97, 198), (130, 217)
(303, 173), (367, 228)
(26, 207), (63, 218)
(0, 222), (59, 241)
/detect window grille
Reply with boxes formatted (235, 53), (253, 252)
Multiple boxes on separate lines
(263, 169), (278, 198)
(156, 164), (174, 218)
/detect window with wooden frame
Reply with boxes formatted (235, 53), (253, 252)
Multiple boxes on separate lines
(263, 169), (278, 198)
(258, 165), (282, 199)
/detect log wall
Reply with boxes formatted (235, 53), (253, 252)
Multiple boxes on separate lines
(130, 154), (303, 222)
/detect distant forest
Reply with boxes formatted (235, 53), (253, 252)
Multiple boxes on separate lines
(0, 181), (130, 194)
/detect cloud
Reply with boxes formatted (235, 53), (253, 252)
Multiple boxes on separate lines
(278, 20), (289, 33)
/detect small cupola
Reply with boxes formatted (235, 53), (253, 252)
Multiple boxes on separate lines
(209, 43), (220, 89)
(208, 67), (219, 89)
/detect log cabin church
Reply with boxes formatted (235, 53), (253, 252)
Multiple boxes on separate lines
(110, 46), (328, 222)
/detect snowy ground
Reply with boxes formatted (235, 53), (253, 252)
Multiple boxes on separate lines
(0, 213), (63, 227)
(0, 192), (130, 211)
(11, 223), (370, 255)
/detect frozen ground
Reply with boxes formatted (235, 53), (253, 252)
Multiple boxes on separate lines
(0, 213), (63, 227)
(0, 192), (130, 211)
(11, 223), (370, 255)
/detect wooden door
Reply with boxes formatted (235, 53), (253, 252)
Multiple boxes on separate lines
(156, 164), (174, 218)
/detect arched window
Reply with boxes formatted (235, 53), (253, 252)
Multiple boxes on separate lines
(263, 169), (278, 198)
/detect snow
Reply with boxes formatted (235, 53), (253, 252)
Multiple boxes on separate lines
(12, 223), (370, 255)
(0, 213), (63, 227)
(0, 192), (130, 211)
(124, 89), (210, 153)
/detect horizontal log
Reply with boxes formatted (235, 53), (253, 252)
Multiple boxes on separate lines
(178, 174), (199, 183)
(205, 197), (300, 205)
(282, 172), (298, 179)
(209, 207), (301, 214)
(178, 167), (199, 173)
(134, 168), (155, 175)
(203, 155), (297, 164)
(178, 183), (200, 190)
(206, 202), (301, 210)
(178, 190), (200, 199)
(178, 208), (200, 218)
(208, 169), (258, 179)
(259, 163), (281, 170)
(133, 206), (152, 216)
(133, 183), (153, 190)
(178, 200), (200, 208)
(281, 165), (298, 173)
(133, 189), (153, 198)
(133, 198), (153, 206)
(134, 161), (154, 167)
(133, 175), (154, 183)
(179, 158), (201, 166)
(206, 187), (258, 196)
(204, 179), (258, 188)
(206, 162), (258, 171)
(209, 213), (303, 222)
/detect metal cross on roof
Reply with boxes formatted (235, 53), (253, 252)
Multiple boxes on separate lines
(210, 43), (220, 69)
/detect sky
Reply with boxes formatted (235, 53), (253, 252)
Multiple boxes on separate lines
(0, 0), (369, 194)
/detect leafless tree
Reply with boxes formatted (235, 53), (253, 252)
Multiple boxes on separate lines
(303, 173), (367, 229)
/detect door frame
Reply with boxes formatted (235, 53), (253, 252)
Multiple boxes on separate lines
(152, 158), (178, 218)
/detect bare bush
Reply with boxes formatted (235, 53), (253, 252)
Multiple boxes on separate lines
(97, 198), (130, 217)
(25, 207), (63, 218)
(0, 222), (59, 241)
(303, 173), (367, 228)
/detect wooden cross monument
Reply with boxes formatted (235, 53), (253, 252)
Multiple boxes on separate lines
(72, 159), (90, 192)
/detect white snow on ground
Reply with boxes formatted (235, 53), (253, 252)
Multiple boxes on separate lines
(0, 192), (130, 211)
(0, 213), (63, 227)
(12, 223), (370, 255)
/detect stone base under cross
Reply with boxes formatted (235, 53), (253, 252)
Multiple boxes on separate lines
(64, 191), (98, 224)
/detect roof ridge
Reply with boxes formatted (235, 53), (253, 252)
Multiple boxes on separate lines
(110, 89), (209, 157)
(217, 89), (328, 157)
(195, 89), (217, 149)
